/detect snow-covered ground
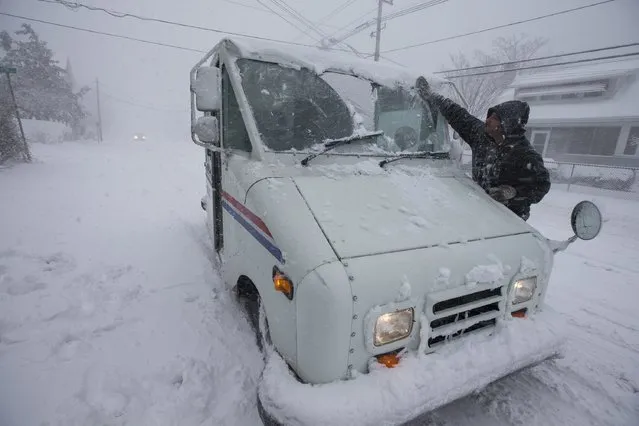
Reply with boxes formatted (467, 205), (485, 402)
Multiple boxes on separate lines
(1, 140), (637, 426)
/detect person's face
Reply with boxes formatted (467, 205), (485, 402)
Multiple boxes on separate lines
(485, 113), (505, 142)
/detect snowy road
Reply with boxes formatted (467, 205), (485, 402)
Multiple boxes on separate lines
(1, 140), (638, 426)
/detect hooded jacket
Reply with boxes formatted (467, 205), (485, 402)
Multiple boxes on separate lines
(429, 95), (551, 220)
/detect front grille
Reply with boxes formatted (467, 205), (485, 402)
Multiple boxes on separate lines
(428, 318), (497, 346)
(427, 287), (503, 349)
(432, 288), (501, 313)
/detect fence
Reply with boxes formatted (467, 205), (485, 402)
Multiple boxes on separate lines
(460, 153), (639, 201)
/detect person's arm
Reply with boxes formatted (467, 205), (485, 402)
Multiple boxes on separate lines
(510, 150), (551, 204)
(416, 77), (484, 149)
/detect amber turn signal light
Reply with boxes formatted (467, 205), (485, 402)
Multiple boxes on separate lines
(376, 353), (400, 368)
(272, 266), (294, 300)
(512, 309), (527, 318)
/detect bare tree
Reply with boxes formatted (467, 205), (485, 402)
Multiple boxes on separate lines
(445, 34), (547, 117)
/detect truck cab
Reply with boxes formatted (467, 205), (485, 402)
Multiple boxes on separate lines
(189, 38), (602, 425)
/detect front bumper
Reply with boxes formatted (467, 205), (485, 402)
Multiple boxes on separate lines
(258, 308), (565, 426)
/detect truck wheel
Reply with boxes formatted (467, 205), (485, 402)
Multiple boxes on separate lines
(236, 276), (271, 352)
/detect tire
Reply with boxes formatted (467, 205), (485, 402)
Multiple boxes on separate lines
(257, 392), (284, 426)
(236, 277), (271, 353)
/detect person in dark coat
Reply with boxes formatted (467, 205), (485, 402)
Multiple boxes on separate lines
(416, 77), (551, 221)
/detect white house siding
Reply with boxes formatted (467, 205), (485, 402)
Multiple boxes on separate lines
(506, 59), (639, 168)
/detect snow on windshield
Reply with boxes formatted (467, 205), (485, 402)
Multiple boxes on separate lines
(237, 59), (354, 151)
(321, 72), (450, 154)
(236, 59), (450, 154)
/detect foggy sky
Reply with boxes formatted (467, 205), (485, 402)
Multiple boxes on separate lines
(1, 0), (638, 140)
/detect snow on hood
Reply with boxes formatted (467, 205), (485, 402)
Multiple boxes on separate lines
(219, 37), (448, 91)
(292, 170), (530, 259)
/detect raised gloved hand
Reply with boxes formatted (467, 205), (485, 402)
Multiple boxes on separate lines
(488, 185), (517, 202)
(415, 76), (431, 99)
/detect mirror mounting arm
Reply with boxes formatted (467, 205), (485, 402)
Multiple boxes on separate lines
(549, 235), (578, 254)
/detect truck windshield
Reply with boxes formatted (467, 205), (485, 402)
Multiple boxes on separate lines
(236, 58), (449, 154)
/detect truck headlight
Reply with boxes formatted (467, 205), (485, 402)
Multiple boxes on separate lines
(374, 308), (414, 346)
(512, 277), (537, 305)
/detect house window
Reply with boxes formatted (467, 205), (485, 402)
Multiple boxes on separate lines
(515, 79), (609, 102)
(624, 127), (639, 156)
(546, 126), (620, 157)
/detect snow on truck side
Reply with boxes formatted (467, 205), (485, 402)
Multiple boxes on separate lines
(189, 37), (603, 426)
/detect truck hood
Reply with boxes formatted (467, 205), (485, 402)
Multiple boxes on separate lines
(292, 173), (531, 259)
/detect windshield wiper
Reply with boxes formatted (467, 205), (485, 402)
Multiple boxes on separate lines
(301, 131), (384, 166)
(379, 151), (450, 168)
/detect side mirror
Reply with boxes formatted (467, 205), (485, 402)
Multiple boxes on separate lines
(192, 66), (221, 113)
(192, 116), (219, 145)
(571, 200), (603, 241)
(548, 200), (603, 254)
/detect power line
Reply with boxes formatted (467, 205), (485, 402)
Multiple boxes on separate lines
(319, 0), (360, 24)
(265, 0), (363, 57)
(436, 42), (639, 74)
(444, 51), (639, 78)
(33, 0), (359, 52)
(290, 0), (361, 39)
(221, 0), (273, 13)
(378, 55), (406, 66)
(254, 0), (322, 41)
(256, 0), (364, 57)
(40, 0), (341, 28)
(263, 0), (325, 40)
(324, 6), (379, 40)
(0, 12), (207, 53)
(382, 0), (618, 53)
(383, 0), (448, 20)
(324, 0), (448, 49)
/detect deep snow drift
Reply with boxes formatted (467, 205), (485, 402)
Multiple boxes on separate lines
(1, 140), (638, 426)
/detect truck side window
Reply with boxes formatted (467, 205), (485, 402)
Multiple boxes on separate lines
(222, 67), (252, 152)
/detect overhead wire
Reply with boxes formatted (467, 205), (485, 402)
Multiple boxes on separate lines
(264, 0), (326, 39)
(10, 3), (634, 79)
(443, 51), (639, 78)
(435, 42), (639, 74)
(0, 12), (207, 53)
(32, 0), (362, 52)
(322, 0), (448, 49)
(319, 0), (360, 25)
(382, 0), (618, 53)
(324, 6), (379, 40)
(220, 0), (273, 14)
(255, 0), (366, 56)
(262, 0), (365, 57)
(382, 0), (448, 20)
(253, 0), (322, 41)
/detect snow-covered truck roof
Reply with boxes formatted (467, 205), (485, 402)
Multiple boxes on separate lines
(214, 37), (449, 90)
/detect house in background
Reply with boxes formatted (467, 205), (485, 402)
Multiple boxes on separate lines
(500, 59), (639, 168)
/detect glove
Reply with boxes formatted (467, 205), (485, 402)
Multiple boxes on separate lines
(488, 185), (517, 202)
(415, 76), (431, 99)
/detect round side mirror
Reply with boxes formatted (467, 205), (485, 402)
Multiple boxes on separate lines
(571, 201), (602, 241)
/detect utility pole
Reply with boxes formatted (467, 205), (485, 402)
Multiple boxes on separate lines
(374, 0), (393, 62)
(2, 66), (30, 162)
(95, 78), (103, 143)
